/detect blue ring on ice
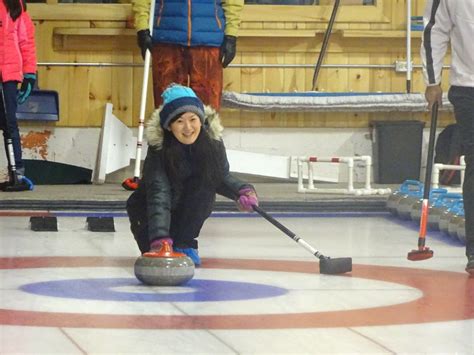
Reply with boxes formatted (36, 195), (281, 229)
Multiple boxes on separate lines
(20, 278), (288, 302)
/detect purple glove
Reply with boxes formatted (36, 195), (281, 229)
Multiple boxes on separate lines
(237, 187), (258, 212)
(150, 237), (173, 252)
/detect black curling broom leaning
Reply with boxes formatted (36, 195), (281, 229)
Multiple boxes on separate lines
(253, 205), (352, 274)
(311, 0), (340, 91)
(407, 101), (439, 261)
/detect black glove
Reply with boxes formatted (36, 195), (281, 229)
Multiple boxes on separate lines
(17, 73), (36, 105)
(220, 35), (237, 68)
(137, 29), (153, 60)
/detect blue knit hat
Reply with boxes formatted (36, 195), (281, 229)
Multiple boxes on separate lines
(159, 84), (205, 129)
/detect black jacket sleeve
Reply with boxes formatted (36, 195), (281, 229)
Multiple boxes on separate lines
(141, 148), (172, 239)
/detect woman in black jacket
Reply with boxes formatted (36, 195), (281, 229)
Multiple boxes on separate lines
(126, 84), (258, 266)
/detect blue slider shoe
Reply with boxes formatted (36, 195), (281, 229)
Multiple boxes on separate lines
(174, 247), (201, 266)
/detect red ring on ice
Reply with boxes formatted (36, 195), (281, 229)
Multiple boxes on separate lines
(0, 257), (473, 329)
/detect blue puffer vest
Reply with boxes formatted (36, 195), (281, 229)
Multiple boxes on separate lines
(152, 0), (226, 47)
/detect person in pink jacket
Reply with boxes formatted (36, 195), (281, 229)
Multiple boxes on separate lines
(0, 0), (37, 191)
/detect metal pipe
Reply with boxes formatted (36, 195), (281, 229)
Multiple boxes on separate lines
(406, 0), (412, 93)
(38, 62), (145, 67)
(37, 62), (450, 70)
(233, 64), (403, 69)
(231, 63), (450, 69)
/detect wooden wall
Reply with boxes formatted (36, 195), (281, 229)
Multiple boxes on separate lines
(28, 0), (453, 129)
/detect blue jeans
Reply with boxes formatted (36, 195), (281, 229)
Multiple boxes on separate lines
(0, 81), (23, 173)
(448, 86), (474, 256)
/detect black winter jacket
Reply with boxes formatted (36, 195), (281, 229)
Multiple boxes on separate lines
(127, 106), (252, 240)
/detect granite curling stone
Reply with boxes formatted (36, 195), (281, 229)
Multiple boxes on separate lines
(134, 241), (195, 286)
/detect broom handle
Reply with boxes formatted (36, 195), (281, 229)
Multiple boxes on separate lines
(252, 205), (324, 259)
(133, 0), (156, 179)
(311, 0), (340, 91)
(423, 102), (438, 200)
(418, 102), (438, 245)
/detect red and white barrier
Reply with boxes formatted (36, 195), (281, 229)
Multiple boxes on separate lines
(432, 155), (465, 192)
(297, 155), (391, 195)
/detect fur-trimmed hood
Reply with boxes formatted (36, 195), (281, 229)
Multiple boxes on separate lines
(146, 105), (224, 149)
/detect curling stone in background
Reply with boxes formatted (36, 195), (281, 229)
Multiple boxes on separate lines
(447, 201), (464, 241)
(386, 190), (403, 215)
(134, 241), (195, 286)
(397, 185), (424, 220)
(456, 212), (466, 244)
(410, 188), (447, 223)
(439, 198), (463, 236)
(386, 180), (423, 216)
(427, 192), (463, 231)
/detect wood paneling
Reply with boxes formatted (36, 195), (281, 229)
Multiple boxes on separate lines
(29, 0), (453, 129)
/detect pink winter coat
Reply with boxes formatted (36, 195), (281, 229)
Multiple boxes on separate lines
(0, 1), (37, 83)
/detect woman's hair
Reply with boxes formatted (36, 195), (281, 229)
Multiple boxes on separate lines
(4, 0), (26, 21)
(162, 128), (226, 189)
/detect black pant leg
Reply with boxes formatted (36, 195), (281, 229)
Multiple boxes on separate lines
(448, 86), (474, 256)
(1, 82), (23, 171)
(126, 191), (150, 254)
(170, 180), (215, 249)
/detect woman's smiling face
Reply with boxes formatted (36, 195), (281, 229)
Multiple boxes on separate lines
(169, 112), (202, 145)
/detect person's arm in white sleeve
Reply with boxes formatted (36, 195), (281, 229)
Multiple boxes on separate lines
(421, 0), (453, 108)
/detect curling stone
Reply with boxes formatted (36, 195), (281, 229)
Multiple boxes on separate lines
(438, 209), (452, 235)
(427, 193), (463, 231)
(447, 202), (464, 241)
(397, 189), (423, 220)
(385, 180), (408, 214)
(448, 213), (463, 241)
(386, 190), (404, 215)
(134, 241), (194, 286)
(410, 188), (447, 223)
(386, 180), (422, 216)
(439, 199), (463, 236)
(427, 205), (442, 230)
(457, 218), (466, 244)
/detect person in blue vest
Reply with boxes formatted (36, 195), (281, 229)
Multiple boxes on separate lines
(132, 0), (244, 111)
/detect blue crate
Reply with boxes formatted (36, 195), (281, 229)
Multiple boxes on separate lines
(16, 90), (59, 121)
